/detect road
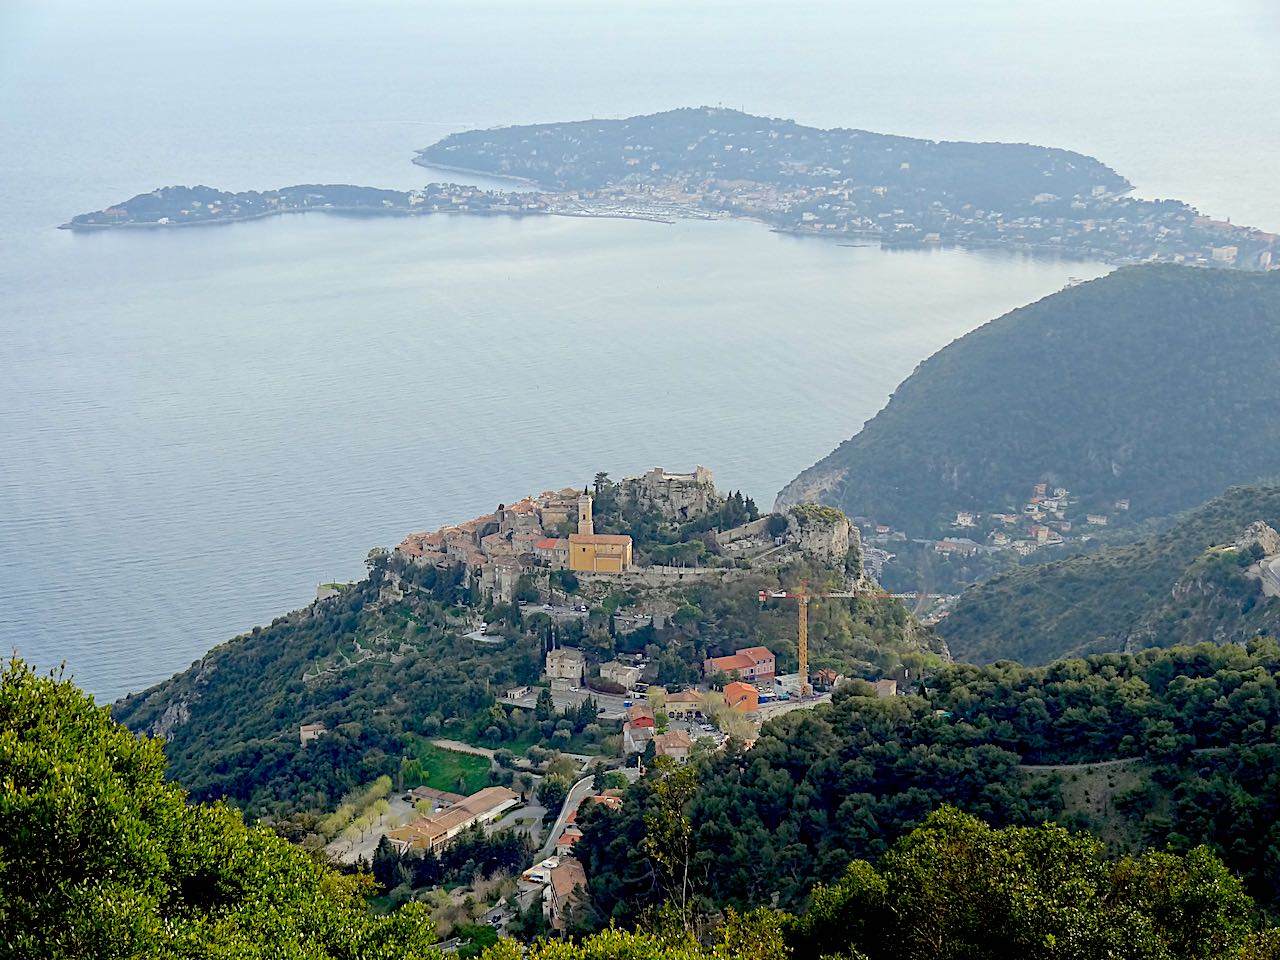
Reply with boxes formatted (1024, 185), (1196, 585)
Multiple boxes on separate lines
(756, 692), (832, 720)
(534, 775), (595, 862)
(430, 738), (496, 759)
(1259, 556), (1280, 597)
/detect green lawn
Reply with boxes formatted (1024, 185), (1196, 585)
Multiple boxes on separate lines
(403, 740), (492, 796)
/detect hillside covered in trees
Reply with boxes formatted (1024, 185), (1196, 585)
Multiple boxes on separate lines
(941, 481), (1280, 665)
(578, 642), (1280, 924)
(779, 266), (1280, 536)
(6, 656), (1277, 959)
(112, 539), (933, 817)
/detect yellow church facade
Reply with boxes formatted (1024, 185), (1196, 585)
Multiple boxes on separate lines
(568, 533), (633, 573)
(566, 493), (633, 573)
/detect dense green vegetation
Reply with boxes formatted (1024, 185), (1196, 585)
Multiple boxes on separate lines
(371, 826), (533, 901)
(942, 481), (1280, 665)
(420, 107), (1128, 201)
(9, 655), (1279, 959)
(578, 641), (1280, 923)
(112, 561), (524, 815)
(405, 741), (494, 795)
(113, 542), (929, 817)
(782, 266), (1280, 535)
(0, 658), (442, 958)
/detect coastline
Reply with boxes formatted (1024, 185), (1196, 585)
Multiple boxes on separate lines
(410, 156), (548, 189)
(61, 203), (1115, 263)
(59, 204), (684, 232)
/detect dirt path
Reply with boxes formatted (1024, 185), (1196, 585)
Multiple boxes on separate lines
(430, 738), (496, 759)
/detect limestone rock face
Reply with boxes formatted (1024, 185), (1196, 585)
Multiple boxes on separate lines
(150, 696), (191, 739)
(1234, 520), (1280, 557)
(620, 466), (718, 520)
(787, 503), (857, 570)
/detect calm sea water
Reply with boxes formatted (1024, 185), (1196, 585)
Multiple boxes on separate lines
(1, 1), (1276, 700)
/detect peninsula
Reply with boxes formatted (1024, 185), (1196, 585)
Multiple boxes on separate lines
(66, 108), (1279, 269)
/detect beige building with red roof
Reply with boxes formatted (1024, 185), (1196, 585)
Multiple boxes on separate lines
(664, 689), (704, 720)
(653, 729), (694, 763)
(535, 537), (569, 568)
(385, 786), (518, 854)
(704, 645), (774, 681)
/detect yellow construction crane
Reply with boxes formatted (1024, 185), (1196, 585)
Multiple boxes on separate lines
(759, 584), (889, 697)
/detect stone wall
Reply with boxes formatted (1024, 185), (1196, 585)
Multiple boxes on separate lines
(716, 516), (772, 546)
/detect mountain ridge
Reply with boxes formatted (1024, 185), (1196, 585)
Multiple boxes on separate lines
(939, 481), (1280, 665)
(778, 266), (1280, 538)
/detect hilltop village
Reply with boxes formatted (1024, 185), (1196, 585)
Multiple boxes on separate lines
(390, 465), (854, 607)
(285, 466), (921, 933)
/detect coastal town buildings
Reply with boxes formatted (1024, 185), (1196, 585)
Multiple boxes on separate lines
(599, 660), (642, 690)
(623, 720), (655, 754)
(544, 858), (588, 931)
(664, 689), (704, 720)
(653, 729), (694, 763)
(395, 484), (641, 598)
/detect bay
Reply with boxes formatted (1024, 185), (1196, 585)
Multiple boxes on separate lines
(0, 0), (1274, 700)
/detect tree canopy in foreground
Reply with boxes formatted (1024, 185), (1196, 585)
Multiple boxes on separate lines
(2, 656), (1277, 959)
(0, 657), (441, 959)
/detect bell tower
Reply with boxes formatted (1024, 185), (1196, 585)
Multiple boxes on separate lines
(577, 494), (594, 536)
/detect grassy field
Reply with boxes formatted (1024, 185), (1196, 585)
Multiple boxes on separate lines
(404, 741), (492, 796)
(1023, 758), (1154, 856)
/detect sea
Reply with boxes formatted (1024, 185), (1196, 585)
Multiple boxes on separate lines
(2, 0), (1277, 701)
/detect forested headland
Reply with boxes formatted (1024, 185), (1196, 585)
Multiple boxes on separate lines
(779, 266), (1280, 536)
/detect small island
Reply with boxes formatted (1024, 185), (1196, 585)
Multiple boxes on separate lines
(65, 108), (1279, 269)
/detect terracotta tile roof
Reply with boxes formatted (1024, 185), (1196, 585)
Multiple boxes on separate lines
(569, 533), (633, 545)
(736, 646), (774, 661)
(626, 703), (655, 722)
(665, 690), (703, 704)
(410, 786), (465, 805)
(536, 538), (566, 550)
(707, 653), (755, 673)
(654, 730), (694, 754)
(549, 858), (587, 900)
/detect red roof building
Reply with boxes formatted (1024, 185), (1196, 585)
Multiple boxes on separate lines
(724, 681), (759, 712)
(703, 645), (774, 681)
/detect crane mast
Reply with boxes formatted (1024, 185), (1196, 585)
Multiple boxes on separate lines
(797, 593), (810, 698)
(759, 584), (873, 698)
